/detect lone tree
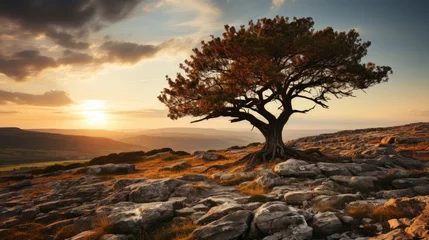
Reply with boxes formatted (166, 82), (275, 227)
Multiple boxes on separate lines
(159, 17), (392, 166)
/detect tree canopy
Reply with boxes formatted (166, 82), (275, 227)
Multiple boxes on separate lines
(159, 16), (392, 166)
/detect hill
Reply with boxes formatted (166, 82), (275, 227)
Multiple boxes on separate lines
(0, 128), (143, 165)
(122, 128), (335, 152)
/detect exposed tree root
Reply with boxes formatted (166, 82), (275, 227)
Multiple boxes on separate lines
(201, 145), (326, 173)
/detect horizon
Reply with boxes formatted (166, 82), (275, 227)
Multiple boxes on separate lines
(1, 0), (429, 130)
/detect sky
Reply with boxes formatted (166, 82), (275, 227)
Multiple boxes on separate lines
(0, 0), (428, 131)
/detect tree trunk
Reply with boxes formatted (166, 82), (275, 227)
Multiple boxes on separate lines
(242, 120), (325, 168)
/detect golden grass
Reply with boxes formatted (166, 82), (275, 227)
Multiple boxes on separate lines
(90, 214), (113, 240)
(4, 223), (46, 240)
(21, 186), (52, 200)
(151, 219), (197, 240)
(32, 173), (83, 185)
(237, 181), (267, 196)
(192, 183), (211, 189)
(347, 201), (423, 222)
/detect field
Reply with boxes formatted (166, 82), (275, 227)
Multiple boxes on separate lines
(0, 159), (89, 172)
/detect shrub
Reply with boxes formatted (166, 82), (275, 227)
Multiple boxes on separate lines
(150, 219), (197, 240)
(238, 181), (267, 196)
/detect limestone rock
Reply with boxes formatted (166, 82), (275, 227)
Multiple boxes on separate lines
(128, 178), (184, 203)
(392, 177), (429, 189)
(316, 162), (351, 176)
(194, 152), (226, 161)
(262, 224), (313, 240)
(251, 202), (306, 236)
(284, 191), (319, 205)
(96, 198), (185, 234)
(330, 176), (377, 190)
(274, 159), (321, 178)
(195, 202), (243, 225)
(312, 212), (343, 236)
(192, 210), (252, 240)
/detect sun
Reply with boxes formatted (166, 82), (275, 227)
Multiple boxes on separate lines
(81, 100), (107, 126)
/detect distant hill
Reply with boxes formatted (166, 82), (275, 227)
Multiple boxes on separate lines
(0, 128), (143, 164)
(121, 128), (336, 152)
(29, 128), (136, 140)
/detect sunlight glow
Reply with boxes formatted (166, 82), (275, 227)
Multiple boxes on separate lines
(81, 100), (107, 126)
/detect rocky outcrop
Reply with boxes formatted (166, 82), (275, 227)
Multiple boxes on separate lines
(274, 159), (321, 178)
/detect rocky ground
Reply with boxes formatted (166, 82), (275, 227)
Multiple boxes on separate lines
(1, 122), (429, 240)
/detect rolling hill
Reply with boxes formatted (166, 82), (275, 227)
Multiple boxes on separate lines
(0, 128), (143, 164)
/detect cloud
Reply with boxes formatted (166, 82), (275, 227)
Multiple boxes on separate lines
(144, 0), (222, 33)
(0, 36), (196, 81)
(0, 89), (75, 106)
(0, 0), (146, 49)
(0, 50), (57, 81)
(109, 109), (168, 118)
(0, 110), (18, 114)
(57, 50), (95, 66)
(100, 41), (160, 64)
(271, 0), (286, 9)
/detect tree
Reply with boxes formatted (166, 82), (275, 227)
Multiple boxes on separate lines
(158, 16), (392, 167)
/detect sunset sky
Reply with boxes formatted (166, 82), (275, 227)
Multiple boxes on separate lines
(0, 0), (428, 131)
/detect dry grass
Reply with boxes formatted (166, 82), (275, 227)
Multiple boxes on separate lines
(347, 200), (424, 222)
(149, 219), (197, 240)
(32, 173), (83, 185)
(237, 181), (267, 196)
(21, 186), (52, 200)
(90, 214), (113, 239)
(192, 183), (211, 189)
(3, 223), (46, 240)
(55, 225), (76, 239)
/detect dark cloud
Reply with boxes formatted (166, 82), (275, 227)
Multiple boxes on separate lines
(0, 50), (57, 81)
(58, 50), (95, 66)
(0, 89), (74, 106)
(45, 29), (90, 50)
(101, 41), (160, 64)
(109, 109), (168, 118)
(0, 0), (145, 49)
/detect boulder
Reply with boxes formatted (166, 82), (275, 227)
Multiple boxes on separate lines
(8, 179), (31, 190)
(274, 159), (321, 178)
(284, 191), (320, 205)
(37, 198), (81, 213)
(378, 189), (415, 199)
(262, 224), (312, 240)
(192, 210), (252, 240)
(255, 170), (282, 188)
(251, 202), (306, 236)
(390, 156), (422, 169)
(314, 194), (363, 210)
(316, 162), (351, 176)
(113, 178), (147, 190)
(330, 176), (377, 190)
(312, 212), (343, 236)
(178, 174), (209, 182)
(194, 152), (226, 161)
(96, 198), (185, 235)
(170, 161), (192, 171)
(128, 178), (184, 203)
(392, 177), (429, 189)
(195, 202), (243, 225)
(73, 164), (135, 175)
(413, 185), (429, 195)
